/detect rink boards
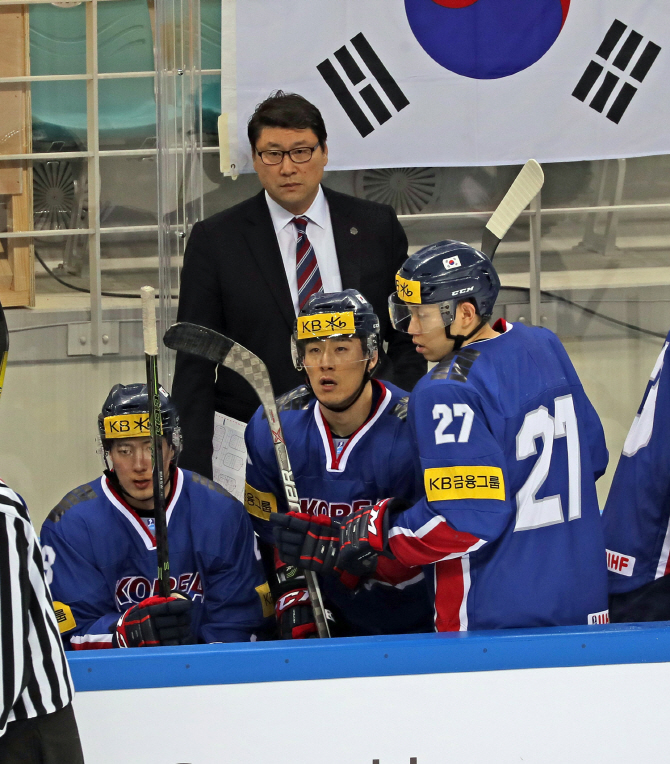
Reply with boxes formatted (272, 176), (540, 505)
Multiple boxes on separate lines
(68, 623), (670, 764)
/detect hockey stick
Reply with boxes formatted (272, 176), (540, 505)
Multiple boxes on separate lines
(141, 286), (171, 598)
(481, 159), (544, 259)
(0, 298), (8, 400)
(163, 322), (332, 639)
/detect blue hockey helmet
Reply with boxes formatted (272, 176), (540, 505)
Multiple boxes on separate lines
(292, 289), (380, 371)
(98, 383), (181, 459)
(389, 240), (500, 334)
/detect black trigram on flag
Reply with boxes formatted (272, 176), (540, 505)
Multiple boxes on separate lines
(317, 33), (409, 138)
(572, 19), (661, 124)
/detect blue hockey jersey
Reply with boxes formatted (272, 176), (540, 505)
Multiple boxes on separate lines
(244, 379), (433, 636)
(40, 468), (272, 649)
(602, 332), (670, 594)
(384, 320), (609, 631)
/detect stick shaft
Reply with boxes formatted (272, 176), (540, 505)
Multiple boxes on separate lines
(141, 286), (170, 598)
(263, 402), (331, 639)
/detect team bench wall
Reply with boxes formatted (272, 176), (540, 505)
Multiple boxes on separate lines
(68, 624), (670, 764)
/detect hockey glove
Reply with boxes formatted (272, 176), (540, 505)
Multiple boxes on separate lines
(275, 587), (318, 639)
(271, 512), (341, 575)
(114, 595), (193, 648)
(337, 498), (408, 576)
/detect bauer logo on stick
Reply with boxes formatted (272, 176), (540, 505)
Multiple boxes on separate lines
(395, 274), (422, 304)
(296, 311), (355, 339)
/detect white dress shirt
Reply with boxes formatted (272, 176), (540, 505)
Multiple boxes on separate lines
(265, 186), (342, 315)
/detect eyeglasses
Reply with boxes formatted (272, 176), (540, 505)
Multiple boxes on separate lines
(256, 143), (320, 166)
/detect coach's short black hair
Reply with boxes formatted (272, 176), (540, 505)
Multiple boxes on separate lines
(247, 91), (327, 153)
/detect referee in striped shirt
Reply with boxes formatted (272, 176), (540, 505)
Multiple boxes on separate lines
(0, 476), (84, 761)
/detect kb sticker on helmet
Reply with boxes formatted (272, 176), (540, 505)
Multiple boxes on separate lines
(104, 413), (153, 438)
(443, 256), (462, 270)
(396, 275), (422, 304)
(297, 311), (356, 339)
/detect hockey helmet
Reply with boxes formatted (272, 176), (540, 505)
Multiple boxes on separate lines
(292, 289), (380, 371)
(98, 383), (181, 458)
(389, 240), (500, 334)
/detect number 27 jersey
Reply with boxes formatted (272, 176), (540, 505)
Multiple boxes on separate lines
(388, 320), (609, 631)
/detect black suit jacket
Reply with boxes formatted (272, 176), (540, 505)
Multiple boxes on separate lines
(172, 186), (426, 479)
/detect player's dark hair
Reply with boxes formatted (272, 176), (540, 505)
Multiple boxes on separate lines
(247, 91), (327, 153)
(460, 298), (481, 317)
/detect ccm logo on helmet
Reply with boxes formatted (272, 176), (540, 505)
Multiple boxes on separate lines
(452, 286), (475, 296)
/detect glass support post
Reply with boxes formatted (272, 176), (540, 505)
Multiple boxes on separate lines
(155, 0), (204, 390)
(86, 0), (102, 356)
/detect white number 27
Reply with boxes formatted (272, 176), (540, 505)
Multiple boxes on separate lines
(515, 394), (581, 531)
(433, 403), (474, 444)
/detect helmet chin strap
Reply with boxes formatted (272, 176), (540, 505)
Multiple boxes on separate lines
(445, 317), (488, 352)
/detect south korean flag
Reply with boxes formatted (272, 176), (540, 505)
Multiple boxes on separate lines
(443, 256), (462, 271)
(231, 1), (670, 173)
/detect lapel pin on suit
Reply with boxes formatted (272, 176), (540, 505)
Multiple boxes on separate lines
(350, 226), (358, 235)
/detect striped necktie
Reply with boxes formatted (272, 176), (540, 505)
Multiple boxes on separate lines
(293, 216), (323, 310)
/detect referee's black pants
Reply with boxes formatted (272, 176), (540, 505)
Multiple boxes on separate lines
(0, 704), (84, 763)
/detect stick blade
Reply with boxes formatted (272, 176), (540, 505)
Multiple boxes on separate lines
(482, 159), (544, 258)
(163, 322), (235, 365)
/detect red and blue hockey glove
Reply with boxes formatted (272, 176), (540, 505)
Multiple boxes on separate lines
(114, 595), (193, 648)
(275, 587), (318, 639)
(337, 498), (408, 576)
(271, 512), (341, 574)
(271, 512), (360, 589)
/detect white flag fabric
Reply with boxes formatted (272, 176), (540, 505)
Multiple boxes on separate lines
(230, 0), (669, 173)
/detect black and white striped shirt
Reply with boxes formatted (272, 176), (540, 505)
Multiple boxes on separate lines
(0, 478), (74, 736)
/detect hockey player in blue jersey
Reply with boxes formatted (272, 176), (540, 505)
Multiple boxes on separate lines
(273, 241), (610, 631)
(245, 289), (432, 638)
(602, 331), (670, 621)
(40, 384), (272, 650)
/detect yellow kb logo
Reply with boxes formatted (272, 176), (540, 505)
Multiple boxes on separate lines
(297, 312), (355, 339)
(396, 276), (422, 304)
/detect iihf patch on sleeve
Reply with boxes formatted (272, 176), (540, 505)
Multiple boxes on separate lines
(607, 549), (635, 576)
(587, 609), (610, 625)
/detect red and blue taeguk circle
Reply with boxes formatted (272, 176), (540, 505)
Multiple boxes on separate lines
(405, 0), (571, 79)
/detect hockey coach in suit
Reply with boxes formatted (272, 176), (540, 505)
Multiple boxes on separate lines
(173, 91), (426, 479)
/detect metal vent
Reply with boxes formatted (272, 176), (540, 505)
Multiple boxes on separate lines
(354, 167), (440, 215)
